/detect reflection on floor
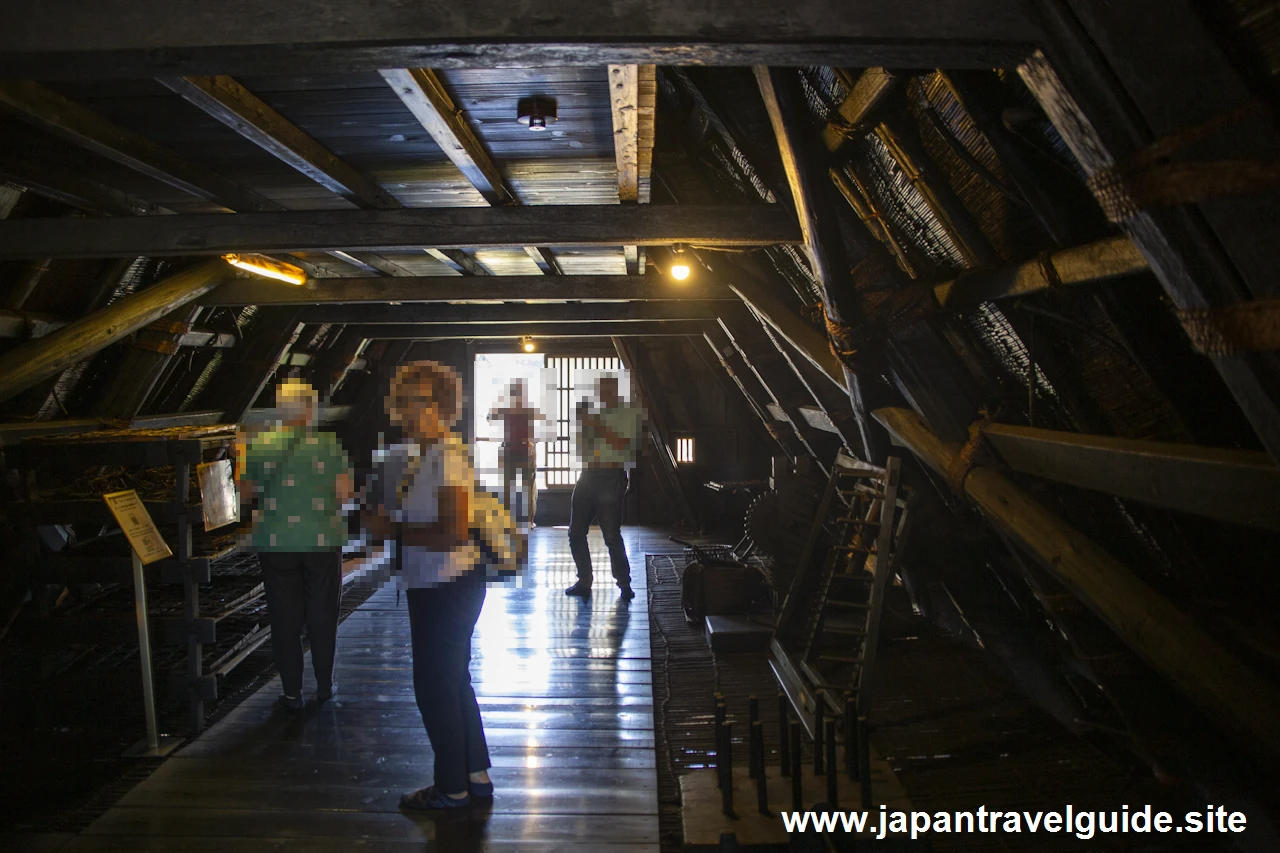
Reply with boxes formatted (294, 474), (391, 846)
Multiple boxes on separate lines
(58, 527), (678, 851)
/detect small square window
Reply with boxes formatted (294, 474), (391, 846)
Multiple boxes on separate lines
(676, 437), (695, 464)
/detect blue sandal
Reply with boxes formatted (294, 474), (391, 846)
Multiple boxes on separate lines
(470, 780), (494, 799)
(399, 786), (470, 811)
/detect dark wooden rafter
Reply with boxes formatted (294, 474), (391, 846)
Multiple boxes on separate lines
(701, 325), (804, 459)
(94, 303), (205, 421)
(1018, 3), (1280, 463)
(0, 261), (231, 405)
(202, 274), (733, 306)
(0, 204), (800, 260)
(872, 116), (997, 268)
(822, 67), (897, 152)
(379, 67), (557, 274)
(726, 274), (845, 390)
(210, 308), (305, 423)
(0, 155), (165, 216)
(686, 332), (785, 455)
(157, 74), (417, 278)
(752, 309), (865, 456)
(348, 320), (710, 339)
(158, 75), (400, 209)
(611, 336), (698, 529)
(754, 66), (881, 459)
(0, 81), (277, 213)
(428, 248), (493, 277)
(932, 235), (1147, 310)
(717, 306), (832, 465)
(0, 0), (1039, 79)
(874, 406), (1280, 757)
(979, 423), (1280, 532)
(297, 300), (723, 325)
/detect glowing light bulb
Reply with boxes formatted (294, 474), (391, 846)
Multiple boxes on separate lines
(522, 336), (536, 352)
(669, 263), (691, 281)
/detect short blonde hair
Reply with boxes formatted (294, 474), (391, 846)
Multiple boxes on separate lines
(276, 378), (318, 409)
(387, 361), (462, 426)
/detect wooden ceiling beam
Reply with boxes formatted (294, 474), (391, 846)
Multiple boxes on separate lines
(0, 81), (278, 213)
(159, 75), (402, 210)
(609, 64), (656, 275)
(351, 320), (710, 339)
(201, 275), (735, 306)
(0, 204), (799, 259)
(0, 154), (165, 217)
(297, 300), (723, 325)
(428, 248), (492, 277)
(0, 1), (1038, 79)
(380, 68), (512, 206)
(380, 67), (556, 275)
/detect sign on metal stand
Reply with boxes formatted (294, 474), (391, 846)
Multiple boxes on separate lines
(102, 489), (185, 758)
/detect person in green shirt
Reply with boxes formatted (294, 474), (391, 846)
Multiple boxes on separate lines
(240, 378), (353, 711)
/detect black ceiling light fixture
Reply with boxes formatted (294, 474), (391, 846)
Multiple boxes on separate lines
(517, 96), (558, 132)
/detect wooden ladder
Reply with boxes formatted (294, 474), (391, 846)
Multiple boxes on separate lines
(771, 454), (909, 802)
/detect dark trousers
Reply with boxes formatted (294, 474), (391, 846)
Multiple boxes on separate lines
(406, 580), (491, 793)
(259, 550), (343, 697)
(568, 467), (630, 586)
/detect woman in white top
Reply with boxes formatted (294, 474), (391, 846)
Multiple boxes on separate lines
(364, 361), (493, 811)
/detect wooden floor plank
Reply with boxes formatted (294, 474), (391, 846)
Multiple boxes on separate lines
(70, 528), (663, 845)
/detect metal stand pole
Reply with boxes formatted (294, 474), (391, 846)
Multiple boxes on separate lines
(825, 719), (838, 806)
(747, 695), (759, 779)
(133, 550), (159, 751)
(715, 698), (726, 789)
(844, 693), (856, 781)
(858, 715), (872, 807)
(789, 720), (803, 810)
(813, 689), (825, 775)
(721, 721), (735, 817)
(753, 720), (769, 815)
(124, 550), (182, 757)
(777, 691), (791, 776)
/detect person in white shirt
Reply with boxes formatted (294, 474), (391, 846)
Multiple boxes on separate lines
(565, 374), (644, 600)
(362, 361), (493, 811)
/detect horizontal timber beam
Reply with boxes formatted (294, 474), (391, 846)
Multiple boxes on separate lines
(874, 406), (1280, 757)
(200, 275), (734, 306)
(933, 235), (1149, 310)
(981, 423), (1280, 532)
(0, 261), (231, 405)
(0, 2), (1039, 79)
(297, 301), (723, 325)
(0, 205), (800, 260)
(351, 321), (711, 339)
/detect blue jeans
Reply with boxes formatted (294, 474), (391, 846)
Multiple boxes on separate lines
(568, 468), (630, 586)
(406, 579), (490, 793)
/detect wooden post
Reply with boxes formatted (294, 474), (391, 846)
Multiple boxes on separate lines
(0, 260), (229, 405)
(873, 405), (1280, 757)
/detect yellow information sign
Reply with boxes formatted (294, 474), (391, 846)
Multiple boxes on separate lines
(103, 489), (173, 564)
